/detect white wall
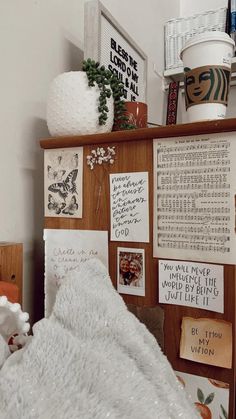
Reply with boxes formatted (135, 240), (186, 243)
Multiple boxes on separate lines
(0, 0), (179, 321)
(0, 0), (86, 321)
(180, 0), (227, 16)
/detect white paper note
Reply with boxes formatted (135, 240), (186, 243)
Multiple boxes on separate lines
(44, 229), (108, 316)
(110, 172), (149, 242)
(159, 260), (224, 313)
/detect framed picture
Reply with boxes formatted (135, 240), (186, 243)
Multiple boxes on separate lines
(117, 247), (145, 296)
(84, 0), (147, 102)
(44, 147), (83, 218)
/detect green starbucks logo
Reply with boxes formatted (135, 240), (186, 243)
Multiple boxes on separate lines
(184, 65), (231, 109)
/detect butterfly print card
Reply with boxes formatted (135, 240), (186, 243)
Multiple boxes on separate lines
(44, 147), (83, 218)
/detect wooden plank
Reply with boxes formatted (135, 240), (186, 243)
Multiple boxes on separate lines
(0, 242), (23, 304)
(40, 118), (236, 149)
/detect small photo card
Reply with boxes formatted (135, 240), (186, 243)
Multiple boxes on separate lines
(44, 147), (83, 218)
(117, 247), (145, 296)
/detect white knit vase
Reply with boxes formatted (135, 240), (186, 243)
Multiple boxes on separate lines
(46, 71), (114, 136)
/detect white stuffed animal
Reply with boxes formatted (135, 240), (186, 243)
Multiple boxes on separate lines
(0, 296), (30, 366)
(0, 334), (10, 368)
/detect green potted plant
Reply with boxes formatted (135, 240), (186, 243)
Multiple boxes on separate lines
(46, 59), (135, 137)
(82, 58), (136, 130)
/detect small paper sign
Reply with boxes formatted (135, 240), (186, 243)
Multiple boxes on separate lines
(44, 229), (108, 317)
(110, 172), (149, 242)
(158, 260), (224, 313)
(180, 317), (232, 369)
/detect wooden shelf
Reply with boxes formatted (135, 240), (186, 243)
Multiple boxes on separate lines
(40, 118), (236, 149)
(164, 56), (236, 84)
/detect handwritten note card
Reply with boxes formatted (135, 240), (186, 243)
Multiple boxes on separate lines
(159, 260), (224, 313)
(44, 229), (108, 316)
(180, 317), (232, 369)
(110, 172), (149, 242)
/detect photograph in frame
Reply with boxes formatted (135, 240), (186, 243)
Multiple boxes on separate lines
(117, 247), (145, 296)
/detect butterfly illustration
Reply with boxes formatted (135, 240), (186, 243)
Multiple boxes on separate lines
(47, 165), (66, 181)
(47, 194), (66, 215)
(48, 169), (78, 200)
(62, 195), (79, 215)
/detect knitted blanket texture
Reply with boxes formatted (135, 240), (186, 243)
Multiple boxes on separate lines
(0, 259), (199, 419)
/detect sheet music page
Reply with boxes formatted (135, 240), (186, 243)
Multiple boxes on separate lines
(153, 133), (236, 264)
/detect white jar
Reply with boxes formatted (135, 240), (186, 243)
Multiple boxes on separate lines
(46, 71), (114, 136)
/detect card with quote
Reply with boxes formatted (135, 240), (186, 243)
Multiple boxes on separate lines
(110, 172), (149, 242)
(180, 317), (232, 369)
(158, 260), (224, 313)
(44, 229), (108, 316)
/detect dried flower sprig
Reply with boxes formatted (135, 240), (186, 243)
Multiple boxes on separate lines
(87, 146), (116, 170)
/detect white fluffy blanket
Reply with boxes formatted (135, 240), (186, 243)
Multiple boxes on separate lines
(0, 259), (199, 419)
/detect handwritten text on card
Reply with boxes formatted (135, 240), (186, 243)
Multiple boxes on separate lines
(44, 229), (108, 316)
(159, 260), (224, 313)
(110, 172), (149, 242)
(180, 317), (232, 368)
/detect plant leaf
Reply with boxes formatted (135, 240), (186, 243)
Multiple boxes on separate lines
(197, 388), (205, 404)
(220, 404), (228, 419)
(205, 392), (214, 405)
